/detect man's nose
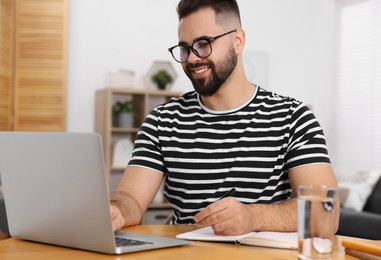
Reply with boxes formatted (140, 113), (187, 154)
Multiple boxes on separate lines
(187, 49), (202, 63)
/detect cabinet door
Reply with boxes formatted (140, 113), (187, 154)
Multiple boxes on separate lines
(0, 0), (14, 131)
(13, 0), (67, 131)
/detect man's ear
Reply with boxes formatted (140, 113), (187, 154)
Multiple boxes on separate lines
(234, 28), (245, 55)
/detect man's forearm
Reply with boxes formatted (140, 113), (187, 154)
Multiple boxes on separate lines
(249, 197), (340, 233)
(249, 198), (298, 232)
(109, 190), (143, 227)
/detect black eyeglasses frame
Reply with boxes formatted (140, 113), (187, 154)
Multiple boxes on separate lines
(168, 29), (237, 63)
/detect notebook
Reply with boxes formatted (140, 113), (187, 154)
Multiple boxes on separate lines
(0, 132), (190, 254)
(177, 226), (298, 249)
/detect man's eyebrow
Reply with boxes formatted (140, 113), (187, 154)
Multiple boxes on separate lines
(178, 41), (188, 46)
(178, 35), (212, 46)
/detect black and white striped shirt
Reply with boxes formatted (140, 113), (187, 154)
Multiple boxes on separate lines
(128, 86), (331, 224)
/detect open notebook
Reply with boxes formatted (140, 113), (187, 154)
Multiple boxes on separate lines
(176, 226), (298, 249)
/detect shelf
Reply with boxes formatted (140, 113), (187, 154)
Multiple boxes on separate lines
(111, 127), (139, 133)
(110, 167), (126, 171)
(149, 202), (172, 209)
(103, 87), (182, 97)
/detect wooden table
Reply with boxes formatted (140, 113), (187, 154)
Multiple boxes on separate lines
(0, 225), (378, 259)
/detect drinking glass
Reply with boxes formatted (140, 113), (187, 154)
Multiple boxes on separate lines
(297, 185), (337, 260)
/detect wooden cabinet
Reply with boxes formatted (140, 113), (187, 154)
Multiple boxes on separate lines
(0, 0), (67, 131)
(95, 88), (182, 190)
(0, 0), (14, 130)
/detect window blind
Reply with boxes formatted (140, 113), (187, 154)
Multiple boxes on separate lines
(335, 0), (381, 178)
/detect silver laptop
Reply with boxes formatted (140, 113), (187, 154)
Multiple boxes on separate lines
(0, 132), (189, 254)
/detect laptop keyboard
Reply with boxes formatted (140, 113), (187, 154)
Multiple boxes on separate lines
(115, 237), (154, 247)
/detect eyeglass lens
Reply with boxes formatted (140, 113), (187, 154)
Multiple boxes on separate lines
(173, 39), (212, 63)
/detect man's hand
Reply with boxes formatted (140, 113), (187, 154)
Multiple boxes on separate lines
(194, 197), (254, 236)
(110, 205), (125, 231)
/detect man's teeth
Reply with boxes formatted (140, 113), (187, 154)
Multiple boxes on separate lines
(194, 68), (208, 74)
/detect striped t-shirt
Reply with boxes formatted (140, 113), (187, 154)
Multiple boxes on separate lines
(128, 86), (331, 224)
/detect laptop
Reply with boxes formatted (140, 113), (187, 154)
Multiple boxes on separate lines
(0, 132), (190, 254)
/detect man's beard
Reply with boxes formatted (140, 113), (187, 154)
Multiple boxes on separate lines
(185, 46), (237, 97)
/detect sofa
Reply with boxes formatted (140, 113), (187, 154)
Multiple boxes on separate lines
(337, 175), (381, 240)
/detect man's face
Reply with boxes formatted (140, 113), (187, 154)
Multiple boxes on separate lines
(178, 8), (237, 97)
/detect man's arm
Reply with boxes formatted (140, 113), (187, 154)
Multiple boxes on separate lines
(287, 163), (340, 232)
(194, 163), (339, 235)
(109, 166), (164, 230)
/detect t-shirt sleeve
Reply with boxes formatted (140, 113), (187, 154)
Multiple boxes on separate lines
(284, 104), (331, 170)
(127, 108), (166, 174)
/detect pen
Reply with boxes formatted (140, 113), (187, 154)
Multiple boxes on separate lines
(219, 188), (236, 200)
(194, 188), (237, 224)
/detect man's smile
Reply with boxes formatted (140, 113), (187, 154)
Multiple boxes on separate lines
(189, 65), (211, 78)
(193, 67), (209, 74)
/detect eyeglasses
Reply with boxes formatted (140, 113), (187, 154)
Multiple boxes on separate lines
(168, 29), (237, 63)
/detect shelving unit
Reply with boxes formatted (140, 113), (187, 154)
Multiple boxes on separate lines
(95, 87), (182, 190)
(95, 88), (182, 224)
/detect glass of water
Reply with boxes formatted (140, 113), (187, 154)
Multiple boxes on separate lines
(297, 185), (337, 260)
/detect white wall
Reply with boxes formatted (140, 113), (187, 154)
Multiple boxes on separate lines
(68, 0), (187, 133)
(68, 0), (337, 151)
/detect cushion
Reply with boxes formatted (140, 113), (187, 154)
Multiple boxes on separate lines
(363, 176), (381, 214)
(338, 187), (349, 207)
(338, 208), (381, 239)
(338, 170), (381, 212)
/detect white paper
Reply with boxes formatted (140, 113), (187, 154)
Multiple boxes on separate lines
(239, 231), (298, 249)
(176, 226), (254, 242)
(176, 226), (297, 249)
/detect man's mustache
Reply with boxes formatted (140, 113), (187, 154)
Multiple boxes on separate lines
(186, 62), (212, 71)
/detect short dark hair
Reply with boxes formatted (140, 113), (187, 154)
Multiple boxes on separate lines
(176, 0), (241, 27)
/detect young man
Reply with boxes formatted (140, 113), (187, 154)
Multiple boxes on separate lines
(110, 0), (339, 236)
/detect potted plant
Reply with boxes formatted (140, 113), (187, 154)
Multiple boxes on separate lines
(151, 70), (173, 90)
(112, 100), (134, 128)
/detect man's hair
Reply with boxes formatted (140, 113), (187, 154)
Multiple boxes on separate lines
(177, 0), (241, 28)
